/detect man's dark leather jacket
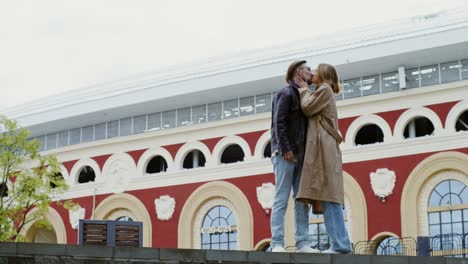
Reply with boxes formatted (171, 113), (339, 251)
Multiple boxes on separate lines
(270, 82), (307, 157)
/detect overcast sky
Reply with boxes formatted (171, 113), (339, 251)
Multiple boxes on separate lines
(0, 0), (466, 111)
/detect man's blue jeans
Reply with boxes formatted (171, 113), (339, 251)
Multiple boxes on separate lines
(321, 201), (352, 253)
(270, 155), (309, 249)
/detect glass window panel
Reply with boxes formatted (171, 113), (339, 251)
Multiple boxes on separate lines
(453, 210), (462, 222)
(429, 212), (440, 224)
(133, 115), (146, 134)
(219, 243), (228, 250)
(70, 128), (81, 144)
(441, 223), (451, 234)
(162, 110), (176, 129)
(192, 105), (207, 124)
(36, 135), (46, 151)
(450, 180), (465, 195)
(202, 234), (209, 243)
(240, 97), (254, 116)
(464, 209), (468, 221)
(420, 65), (439, 87)
(229, 242), (237, 250)
(449, 194), (462, 205)
(211, 243), (219, 250)
(429, 191), (441, 207)
(57, 131), (69, 147)
(335, 93), (344, 101)
(405, 68), (420, 89)
(382, 72), (400, 93)
(440, 195), (452, 206)
(435, 181), (450, 196)
(220, 232), (228, 243)
(441, 61), (461, 83)
(46, 133), (57, 150)
(342, 78), (361, 99)
(223, 99), (239, 119)
(95, 123), (106, 140)
(120, 118), (132, 136)
(107, 121), (119, 138)
(208, 102), (222, 122)
(212, 234), (219, 243)
(255, 94), (272, 113)
(461, 188), (468, 204)
(429, 224), (440, 237)
(82, 126), (94, 143)
(177, 108), (192, 127)
(147, 113), (161, 131)
(461, 59), (468, 80)
(361, 75), (380, 96)
(441, 211), (451, 224)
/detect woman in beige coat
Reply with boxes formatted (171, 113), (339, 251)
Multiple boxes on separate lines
(294, 63), (352, 254)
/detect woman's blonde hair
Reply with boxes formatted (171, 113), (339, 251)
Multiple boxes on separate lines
(315, 63), (341, 94)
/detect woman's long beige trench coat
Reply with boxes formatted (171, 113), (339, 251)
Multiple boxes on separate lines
(296, 83), (344, 212)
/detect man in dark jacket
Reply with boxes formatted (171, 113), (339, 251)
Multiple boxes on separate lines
(269, 60), (318, 253)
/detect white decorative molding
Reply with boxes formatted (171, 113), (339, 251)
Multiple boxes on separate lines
(136, 147), (174, 175)
(155, 195), (176, 221)
(256, 183), (275, 213)
(68, 206), (85, 230)
(102, 153), (136, 194)
(393, 106), (443, 140)
(445, 100), (468, 133)
(370, 168), (396, 202)
(344, 114), (393, 147)
(173, 141), (213, 169)
(212, 135), (253, 164)
(417, 170), (468, 236)
(69, 158), (102, 185)
(253, 130), (271, 160)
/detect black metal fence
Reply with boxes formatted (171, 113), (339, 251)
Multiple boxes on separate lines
(354, 237), (417, 256)
(353, 234), (468, 257)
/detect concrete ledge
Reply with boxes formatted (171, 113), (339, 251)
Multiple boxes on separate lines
(0, 243), (466, 264)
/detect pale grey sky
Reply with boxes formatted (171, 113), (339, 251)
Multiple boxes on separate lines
(0, 0), (465, 110)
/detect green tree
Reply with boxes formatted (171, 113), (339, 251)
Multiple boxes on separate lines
(0, 115), (72, 241)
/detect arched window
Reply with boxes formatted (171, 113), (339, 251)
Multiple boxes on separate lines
(0, 182), (8, 197)
(404, 117), (435, 139)
(32, 227), (57, 243)
(78, 166), (96, 183)
(146, 156), (168, 174)
(220, 144), (245, 164)
(183, 150), (206, 169)
(116, 216), (134, 222)
(50, 172), (63, 188)
(308, 206), (348, 251)
(263, 142), (272, 159)
(201, 205), (238, 250)
(428, 180), (468, 253)
(355, 124), (384, 146)
(375, 236), (402, 255)
(456, 110), (468, 132)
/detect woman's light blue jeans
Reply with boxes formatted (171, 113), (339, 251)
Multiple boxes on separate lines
(321, 201), (352, 253)
(270, 155), (309, 249)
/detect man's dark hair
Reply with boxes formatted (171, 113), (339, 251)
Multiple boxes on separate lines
(285, 60), (307, 83)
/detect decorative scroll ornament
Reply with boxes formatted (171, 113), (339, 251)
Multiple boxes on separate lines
(155, 195), (176, 221)
(256, 182), (275, 214)
(69, 206), (85, 230)
(370, 168), (396, 202)
(106, 158), (131, 194)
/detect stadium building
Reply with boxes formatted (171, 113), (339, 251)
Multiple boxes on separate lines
(2, 7), (468, 256)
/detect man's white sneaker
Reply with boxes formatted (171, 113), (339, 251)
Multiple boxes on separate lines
(296, 245), (320, 253)
(271, 246), (287, 252)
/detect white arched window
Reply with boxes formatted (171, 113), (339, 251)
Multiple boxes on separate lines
(201, 205), (238, 250)
(428, 179), (468, 255)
